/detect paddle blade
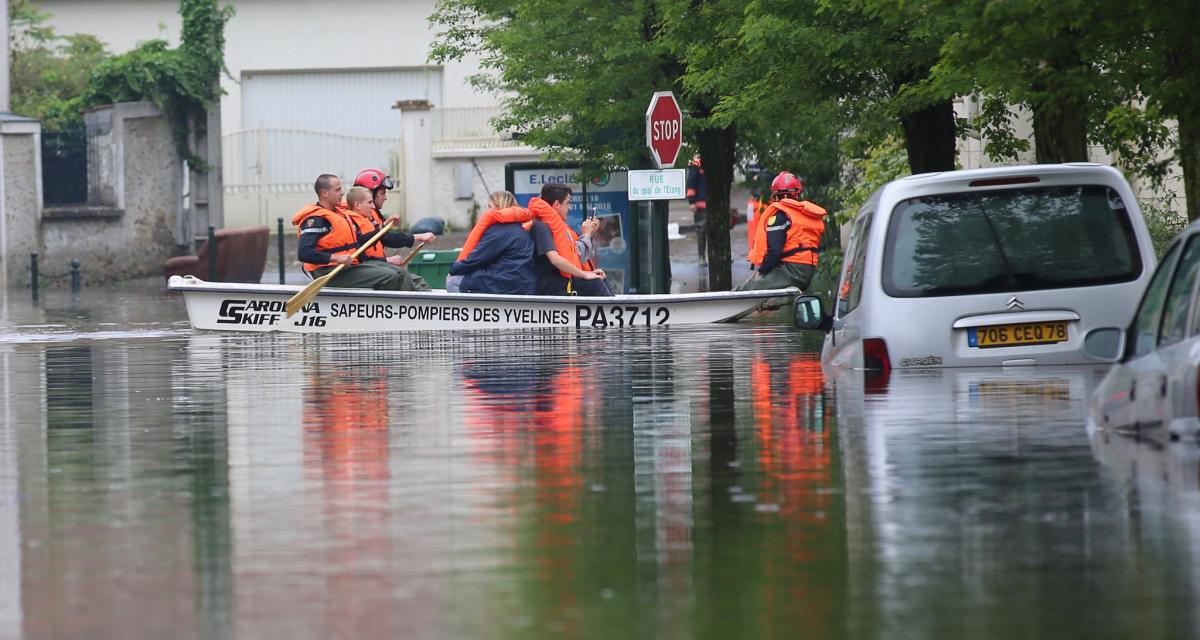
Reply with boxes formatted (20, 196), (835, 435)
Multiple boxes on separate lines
(285, 272), (334, 317)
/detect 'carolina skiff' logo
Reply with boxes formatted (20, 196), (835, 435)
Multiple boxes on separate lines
(217, 299), (283, 326)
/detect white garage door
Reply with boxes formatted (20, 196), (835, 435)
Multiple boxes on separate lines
(241, 67), (443, 136)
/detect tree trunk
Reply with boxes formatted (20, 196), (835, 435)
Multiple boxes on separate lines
(697, 124), (736, 290)
(1031, 99), (1088, 164)
(1029, 39), (1089, 164)
(899, 99), (957, 174)
(1179, 113), (1200, 222)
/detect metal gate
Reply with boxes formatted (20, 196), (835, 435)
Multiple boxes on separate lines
(41, 128), (89, 206)
(221, 128), (404, 228)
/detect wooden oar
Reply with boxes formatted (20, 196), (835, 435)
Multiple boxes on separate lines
(397, 241), (428, 267)
(284, 220), (395, 317)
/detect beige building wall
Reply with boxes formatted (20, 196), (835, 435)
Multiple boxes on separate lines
(36, 0), (494, 130)
(955, 96), (1187, 220)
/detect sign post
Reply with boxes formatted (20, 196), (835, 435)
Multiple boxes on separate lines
(643, 92), (684, 294)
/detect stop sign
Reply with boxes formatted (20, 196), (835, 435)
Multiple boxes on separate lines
(645, 91), (683, 169)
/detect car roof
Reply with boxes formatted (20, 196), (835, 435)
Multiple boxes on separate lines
(892, 162), (1119, 188)
(855, 163), (1130, 222)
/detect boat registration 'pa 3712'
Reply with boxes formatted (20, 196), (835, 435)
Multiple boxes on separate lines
(168, 276), (797, 333)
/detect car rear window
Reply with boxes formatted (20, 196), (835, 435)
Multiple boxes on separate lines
(883, 185), (1142, 298)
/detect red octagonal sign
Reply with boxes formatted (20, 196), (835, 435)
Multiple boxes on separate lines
(645, 91), (683, 169)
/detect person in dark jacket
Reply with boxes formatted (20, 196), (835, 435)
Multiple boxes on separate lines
(686, 155), (708, 265)
(448, 222), (537, 295)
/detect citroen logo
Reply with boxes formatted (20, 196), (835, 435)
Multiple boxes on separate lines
(1006, 296), (1025, 311)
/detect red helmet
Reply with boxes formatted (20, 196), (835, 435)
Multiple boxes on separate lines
(354, 168), (393, 191)
(770, 171), (803, 196)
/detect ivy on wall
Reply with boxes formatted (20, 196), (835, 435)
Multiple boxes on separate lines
(81, 0), (234, 169)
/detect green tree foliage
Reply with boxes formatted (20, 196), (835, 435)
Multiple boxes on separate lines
(432, 0), (763, 287)
(8, 0), (109, 130)
(430, 0), (675, 169)
(831, 135), (908, 224)
(720, 0), (959, 175)
(1126, 0), (1200, 221)
(81, 0), (233, 167)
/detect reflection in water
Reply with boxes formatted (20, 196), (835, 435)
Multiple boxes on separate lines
(6, 293), (1200, 638)
(1088, 427), (1200, 639)
(459, 347), (587, 636)
(302, 354), (396, 638)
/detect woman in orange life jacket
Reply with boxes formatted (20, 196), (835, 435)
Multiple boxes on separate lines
(293, 174), (407, 290)
(737, 171), (827, 292)
(352, 169), (437, 291)
(447, 190), (526, 292)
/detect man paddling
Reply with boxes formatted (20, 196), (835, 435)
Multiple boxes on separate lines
(293, 174), (406, 289)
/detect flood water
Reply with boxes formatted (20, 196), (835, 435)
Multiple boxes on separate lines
(2, 286), (1200, 639)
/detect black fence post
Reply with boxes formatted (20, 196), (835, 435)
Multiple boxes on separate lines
(277, 217), (285, 284)
(70, 259), (81, 297)
(207, 225), (217, 282)
(30, 253), (39, 300)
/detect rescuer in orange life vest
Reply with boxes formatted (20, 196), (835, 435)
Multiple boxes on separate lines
(352, 168), (436, 291)
(293, 174), (412, 289)
(737, 171), (828, 292)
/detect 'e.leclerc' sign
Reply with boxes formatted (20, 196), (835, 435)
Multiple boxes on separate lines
(627, 169), (686, 201)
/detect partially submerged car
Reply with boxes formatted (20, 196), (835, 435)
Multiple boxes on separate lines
(1086, 219), (1200, 441)
(795, 164), (1157, 370)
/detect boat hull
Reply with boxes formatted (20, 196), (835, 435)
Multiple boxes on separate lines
(168, 276), (797, 333)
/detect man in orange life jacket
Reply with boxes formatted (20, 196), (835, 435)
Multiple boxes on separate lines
(352, 168), (436, 291)
(529, 183), (612, 297)
(293, 174), (409, 289)
(737, 171), (827, 292)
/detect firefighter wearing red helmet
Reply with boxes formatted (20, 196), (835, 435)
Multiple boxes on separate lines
(351, 168), (436, 291)
(737, 171), (827, 292)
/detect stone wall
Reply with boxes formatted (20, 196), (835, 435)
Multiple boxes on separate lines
(0, 116), (41, 288)
(39, 102), (181, 285)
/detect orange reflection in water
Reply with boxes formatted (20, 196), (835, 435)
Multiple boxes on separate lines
(460, 357), (588, 635)
(751, 352), (836, 636)
(301, 366), (397, 637)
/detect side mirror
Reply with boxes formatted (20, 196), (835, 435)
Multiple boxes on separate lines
(1083, 327), (1126, 363)
(793, 295), (832, 332)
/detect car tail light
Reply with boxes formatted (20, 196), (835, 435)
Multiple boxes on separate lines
(863, 338), (891, 375)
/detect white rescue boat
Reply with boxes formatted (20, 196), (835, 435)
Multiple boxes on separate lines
(168, 276), (796, 333)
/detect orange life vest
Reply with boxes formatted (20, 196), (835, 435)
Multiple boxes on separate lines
(359, 206), (390, 260)
(746, 198), (766, 254)
(748, 198), (827, 267)
(456, 206), (534, 261)
(292, 204), (374, 272)
(334, 201), (390, 260)
(527, 197), (589, 277)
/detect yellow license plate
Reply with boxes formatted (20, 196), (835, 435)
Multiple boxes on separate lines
(970, 321), (1068, 348)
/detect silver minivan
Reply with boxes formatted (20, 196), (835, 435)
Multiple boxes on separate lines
(795, 164), (1157, 370)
